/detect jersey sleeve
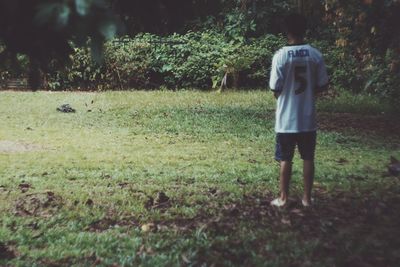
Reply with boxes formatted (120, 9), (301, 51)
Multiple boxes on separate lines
(316, 57), (329, 88)
(269, 51), (285, 92)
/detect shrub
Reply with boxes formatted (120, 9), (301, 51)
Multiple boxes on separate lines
(49, 31), (285, 90)
(0, 50), (30, 86)
(36, 31), (399, 104)
(310, 40), (363, 92)
(364, 49), (400, 102)
(104, 37), (152, 89)
(244, 34), (286, 87)
(148, 31), (227, 89)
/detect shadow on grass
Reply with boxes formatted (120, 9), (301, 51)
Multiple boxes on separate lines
(3, 182), (399, 266)
(42, 184), (398, 267)
(318, 112), (400, 139)
(188, 186), (400, 266)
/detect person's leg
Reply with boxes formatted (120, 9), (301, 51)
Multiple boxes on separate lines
(279, 160), (292, 202)
(271, 133), (295, 207)
(302, 160), (314, 205)
(298, 131), (317, 206)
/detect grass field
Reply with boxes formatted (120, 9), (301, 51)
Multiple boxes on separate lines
(0, 90), (399, 266)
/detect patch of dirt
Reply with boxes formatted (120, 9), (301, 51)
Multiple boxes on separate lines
(191, 188), (400, 266)
(129, 186), (400, 266)
(68, 185), (400, 266)
(318, 112), (400, 137)
(144, 191), (172, 211)
(0, 140), (43, 153)
(18, 183), (32, 193)
(37, 257), (77, 267)
(0, 242), (16, 260)
(14, 191), (63, 217)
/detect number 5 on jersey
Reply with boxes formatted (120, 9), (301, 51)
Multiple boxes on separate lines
(294, 65), (307, 95)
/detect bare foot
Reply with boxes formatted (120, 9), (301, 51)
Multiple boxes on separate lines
(270, 198), (287, 207)
(302, 198), (313, 207)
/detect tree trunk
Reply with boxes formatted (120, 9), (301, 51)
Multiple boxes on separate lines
(232, 71), (239, 89)
(28, 58), (42, 91)
(297, 0), (304, 14)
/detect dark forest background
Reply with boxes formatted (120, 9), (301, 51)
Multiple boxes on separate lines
(0, 0), (399, 101)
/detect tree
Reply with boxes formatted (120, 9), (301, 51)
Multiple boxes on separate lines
(0, 0), (122, 90)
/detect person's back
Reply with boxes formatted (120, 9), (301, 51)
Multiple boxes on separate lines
(270, 44), (328, 133)
(269, 14), (328, 208)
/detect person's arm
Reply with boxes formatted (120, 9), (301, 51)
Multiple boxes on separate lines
(274, 91), (281, 99)
(269, 52), (284, 99)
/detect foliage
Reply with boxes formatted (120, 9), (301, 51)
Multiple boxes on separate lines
(0, 0), (399, 103)
(364, 49), (400, 100)
(47, 32), (285, 90)
(108, 0), (294, 36)
(104, 39), (153, 89)
(319, 0), (400, 101)
(310, 40), (362, 92)
(213, 0), (294, 36)
(149, 31), (226, 89)
(223, 8), (256, 42)
(0, 0), (122, 89)
(245, 34), (286, 86)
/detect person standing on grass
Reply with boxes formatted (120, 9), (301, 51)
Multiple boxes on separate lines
(269, 13), (329, 207)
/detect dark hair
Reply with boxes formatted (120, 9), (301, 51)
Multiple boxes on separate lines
(284, 13), (307, 38)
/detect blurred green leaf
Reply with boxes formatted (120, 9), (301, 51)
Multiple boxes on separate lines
(35, 3), (70, 28)
(99, 21), (117, 40)
(75, 0), (91, 16)
(90, 39), (103, 64)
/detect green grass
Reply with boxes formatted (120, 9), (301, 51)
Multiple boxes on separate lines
(0, 90), (399, 266)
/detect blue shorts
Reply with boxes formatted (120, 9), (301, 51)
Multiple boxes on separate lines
(275, 131), (316, 162)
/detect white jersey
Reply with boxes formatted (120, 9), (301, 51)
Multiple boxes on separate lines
(269, 44), (328, 133)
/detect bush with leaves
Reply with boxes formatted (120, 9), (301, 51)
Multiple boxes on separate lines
(104, 38), (152, 89)
(311, 40), (363, 92)
(0, 46), (30, 87)
(364, 49), (400, 102)
(40, 30), (399, 104)
(41, 32), (287, 90)
(244, 34), (286, 87)
(147, 31), (226, 89)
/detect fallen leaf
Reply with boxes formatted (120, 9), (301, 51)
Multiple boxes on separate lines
(154, 191), (169, 207)
(18, 183), (32, 193)
(118, 182), (129, 188)
(290, 209), (305, 217)
(182, 254), (190, 264)
(141, 223), (155, 233)
(85, 199), (94, 206)
(337, 158), (348, 164)
(144, 196), (154, 210)
(208, 188), (217, 195)
(236, 178), (247, 185)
